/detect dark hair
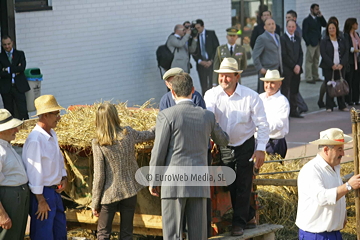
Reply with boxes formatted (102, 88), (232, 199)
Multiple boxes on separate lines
(262, 10), (272, 16)
(326, 21), (339, 37)
(171, 73), (193, 97)
(286, 19), (296, 26)
(310, 3), (319, 9)
(1, 35), (12, 41)
(328, 16), (339, 26)
(343, 18), (358, 33)
(195, 19), (204, 27)
(183, 21), (190, 26)
(286, 10), (297, 18)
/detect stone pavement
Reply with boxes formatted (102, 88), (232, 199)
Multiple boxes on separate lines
(240, 74), (356, 160)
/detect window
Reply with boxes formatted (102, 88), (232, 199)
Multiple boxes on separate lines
(15, 0), (52, 12)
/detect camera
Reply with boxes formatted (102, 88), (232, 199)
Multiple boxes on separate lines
(185, 21), (198, 38)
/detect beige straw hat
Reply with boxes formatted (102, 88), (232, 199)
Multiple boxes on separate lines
(260, 69), (284, 81)
(214, 58), (243, 73)
(309, 128), (352, 145)
(33, 95), (64, 117)
(0, 109), (23, 132)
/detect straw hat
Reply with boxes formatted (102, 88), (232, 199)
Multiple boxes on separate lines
(163, 67), (184, 81)
(309, 128), (352, 145)
(214, 58), (243, 73)
(33, 95), (64, 116)
(0, 109), (23, 132)
(260, 69), (284, 81)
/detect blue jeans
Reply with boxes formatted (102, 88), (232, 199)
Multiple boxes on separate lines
(299, 229), (342, 240)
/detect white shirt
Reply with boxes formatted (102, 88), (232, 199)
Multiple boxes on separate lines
(296, 154), (346, 233)
(22, 124), (67, 194)
(331, 40), (340, 65)
(0, 139), (28, 186)
(285, 31), (295, 41)
(259, 91), (289, 139)
(204, 84), (269, 150)
(227, 43), (236, 53)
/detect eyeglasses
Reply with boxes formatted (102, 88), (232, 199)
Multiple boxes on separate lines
(49, 111), (60, 117)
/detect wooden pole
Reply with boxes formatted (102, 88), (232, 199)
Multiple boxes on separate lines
(351, 109), (360, 240)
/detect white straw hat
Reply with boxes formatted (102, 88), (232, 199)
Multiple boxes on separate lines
(214, 58), (243, 73)
(309, 128), (352, 145)
(0, 109), (23, 132)
(33, 95), (64, 117)
(260, 69), (284, 81)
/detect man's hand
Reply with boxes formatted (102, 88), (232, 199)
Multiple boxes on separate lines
(92, 208), (100, 217)
(185, 28), (191, 35)
(347, 174), (360, 190)
(260, 68), (267, 75)
(332, 64), (337, 70)
(0, 212), (12, 230)
(337, 64), (343, 70)
(293, 65), (301, 75)
(56, 176), (68, 193)
(149, 186), (160, 197)
(35, 198), (51, 221)
(252, 150), (265, 169)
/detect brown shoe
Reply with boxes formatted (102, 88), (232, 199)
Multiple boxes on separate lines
(231, 226), (244, 236)
(245, 217), (257, 229)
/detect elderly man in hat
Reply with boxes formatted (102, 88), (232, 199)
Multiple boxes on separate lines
(259, 70), (290, 158)
(296, 128), (360, 240)
(204, 57), (269, 236)
(0, 109), (29, 240)
(22, 95), (67, 240)
(159, 67), (205, 111)
(212, 27), (247, 85)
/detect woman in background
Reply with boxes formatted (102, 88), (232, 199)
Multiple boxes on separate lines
(344, 18), (360, 105)
(319, 22), (349, 112)
(91, 103), (155, 240)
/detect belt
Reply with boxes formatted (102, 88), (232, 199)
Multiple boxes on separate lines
(0, 183), (28, 190)
(45, 185), (58, 189)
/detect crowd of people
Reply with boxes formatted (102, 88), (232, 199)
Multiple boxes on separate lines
(0, 3), (359, 240)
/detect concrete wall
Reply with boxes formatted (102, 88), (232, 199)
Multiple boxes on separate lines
(14, 0), (231, 109)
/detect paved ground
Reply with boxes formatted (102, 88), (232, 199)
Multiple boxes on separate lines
(240, 74), (357, 160)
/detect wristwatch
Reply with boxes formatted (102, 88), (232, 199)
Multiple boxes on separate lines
(346, 182), (352, 191)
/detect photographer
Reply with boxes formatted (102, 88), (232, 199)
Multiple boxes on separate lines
(192, 19), (220, 95)
(166, 24), (197, 73)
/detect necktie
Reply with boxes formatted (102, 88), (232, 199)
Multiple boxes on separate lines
(7, 52), (12, 64)
(200, 34), (207, 59)
(291, 36), (294, 42)
(230, 46), (233, 55)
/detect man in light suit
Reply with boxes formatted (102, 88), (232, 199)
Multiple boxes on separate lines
(213, 27), (247, 85)
(192, 19), (219, 96)
(149, 72), (229, 240)
(167, 24), (197, 73)
(0, 35), (30, 120)
(252, 18), (282, 93)
(281, 20), (304, 118)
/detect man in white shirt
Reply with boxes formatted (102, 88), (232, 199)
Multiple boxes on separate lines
(0, 109), (29, 240)
(296, 128), (360, 239)
(259, 70), (289, 158)
(22, 95), (68, 240)
(204, 57), (269, 236)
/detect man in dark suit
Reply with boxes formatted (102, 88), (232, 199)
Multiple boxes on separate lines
(302, 3), (326, 84)
(250, 10), (281, 49)
(252, 19), (282, 93)
(193, 19), (220, 96)
(0, 36), (30, 120)
(281, 20), (304, 118)
(149, 72), (229, 240)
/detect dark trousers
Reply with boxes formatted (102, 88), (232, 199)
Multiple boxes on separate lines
(1, 86), (29, 120)
(197, 63), (214, 96)
(299, 229), (342, 240)
(282, 70), (301, 115)
(219, 136), (255, 228)
(257, 73), (265, 93)
(97, 195), (137, 240)
(345, 64), (360, 103)
(0, 184), (29, 240)
(266, 138), (287, 158)
(323, 69), (346, 110)
(30, 187), (67, 240)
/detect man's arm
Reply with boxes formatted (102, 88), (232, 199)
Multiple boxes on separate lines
(210, 31), (220, 60)
(302, 17), (310, 45)
(0, 202), (11, 230)
(212, 47), (221, 85)
(10, 50), (26, 74)
(241, 47), (248, 71)
(266, 97), (289, 133)
(250, 26), (260, 49)
(167, 34), (190, 50)
(252, 36), (265, 72)
(337, 174), (360, 200)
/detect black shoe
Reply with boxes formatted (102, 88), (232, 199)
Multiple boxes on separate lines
(299, 109), (308, 114)
(231, 226), (244, 236)
(315, 78), (323, 82)
(306, 80), (316, 84)
(290, 112), (304, 118)
(355, 102), (360, 105)
(347, 102), (354, 106)
(317, 100), (325, 109)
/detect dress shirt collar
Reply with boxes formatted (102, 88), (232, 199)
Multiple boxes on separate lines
(264, 90), (281, 99)
(227, 43), (236, 51)
(310, 14), (316, 19)
(0, 139), (11, 148)
(174, 33), (181, 38)
(285, 31), (295, 39)
(266, 31), (276, 37)
(34, 124), (53, 141)
(315, 154), (340, 172)
(214, 83), (242, 97)
(6, 48), (13, 55)
(201, 29), (206, 37)
(175, 99), (193, 104)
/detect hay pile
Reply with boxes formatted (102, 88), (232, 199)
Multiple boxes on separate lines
(258, 154), (356, 240)
(14, 100), (158, 151)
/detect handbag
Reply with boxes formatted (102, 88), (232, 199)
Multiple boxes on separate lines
(327, 70), (349, 98)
